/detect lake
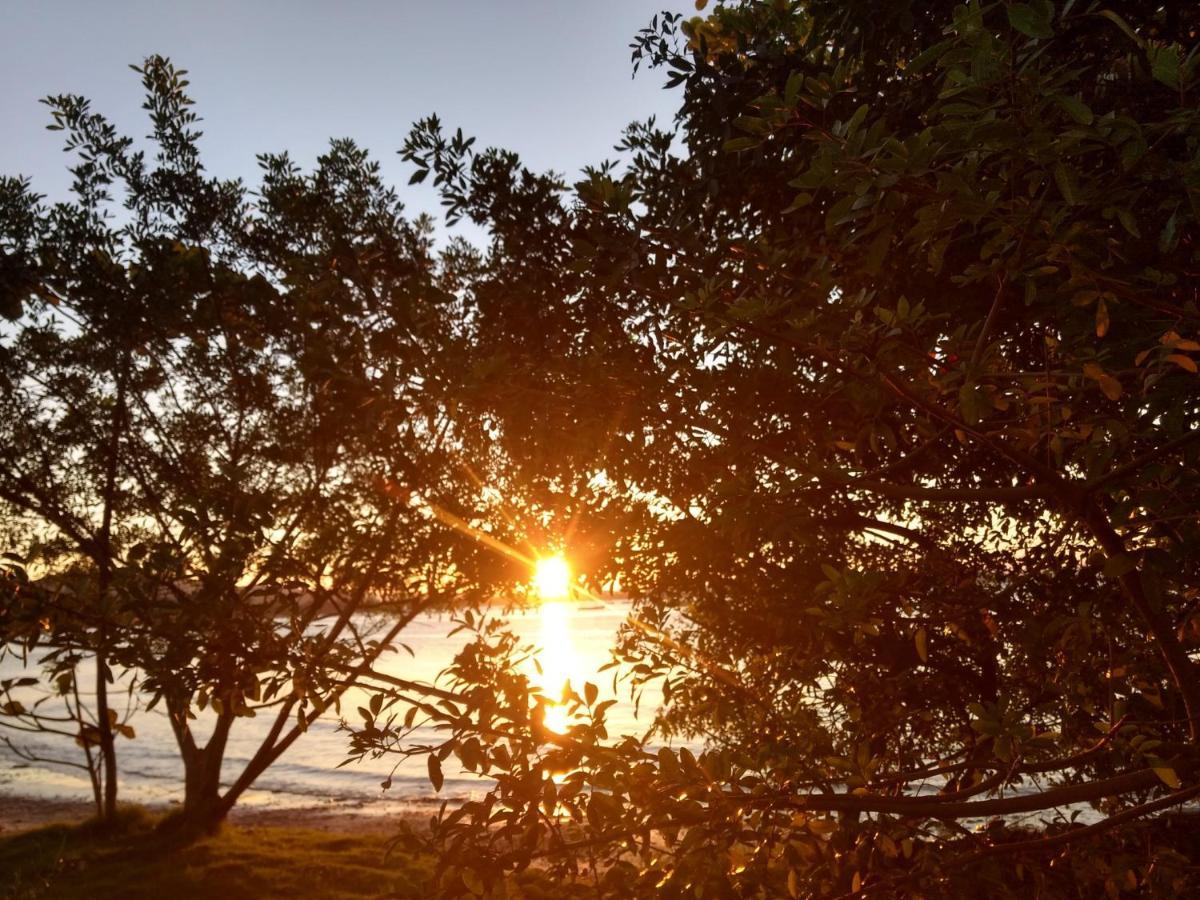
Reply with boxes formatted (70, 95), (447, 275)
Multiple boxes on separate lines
(1, 602), (671, 814)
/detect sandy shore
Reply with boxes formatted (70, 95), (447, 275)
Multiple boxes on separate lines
(0, 794), (98, 836)
(0, 791), (434, 837)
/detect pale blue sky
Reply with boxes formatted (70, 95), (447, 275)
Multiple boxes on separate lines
(1, 1), (689, 228)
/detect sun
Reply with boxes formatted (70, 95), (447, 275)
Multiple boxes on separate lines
(532, 555), (571, 601)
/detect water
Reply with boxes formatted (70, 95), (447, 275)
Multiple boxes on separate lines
(1, 602), (665, 813)
(3, 607), (1114, 829)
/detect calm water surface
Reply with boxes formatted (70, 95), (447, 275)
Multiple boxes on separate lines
(1, 602), (674, 813)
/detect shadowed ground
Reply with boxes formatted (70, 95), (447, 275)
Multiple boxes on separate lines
(0, 808), (432, 899)
(0, 805), (600, 899)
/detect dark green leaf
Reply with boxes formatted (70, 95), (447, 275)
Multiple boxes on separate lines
(1007, 4), (1053, 39)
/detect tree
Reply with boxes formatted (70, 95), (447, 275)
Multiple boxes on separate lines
(1, 555), (140, 818)
(0, 57), (502, 832)
(359, 2), (1200, 896)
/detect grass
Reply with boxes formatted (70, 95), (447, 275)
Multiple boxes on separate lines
(0, 807), (435, 899)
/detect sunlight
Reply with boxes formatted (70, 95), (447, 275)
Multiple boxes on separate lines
(532, 555), (571, 601)
(532, 555), (574, 733)
(538, 599), (574, 733)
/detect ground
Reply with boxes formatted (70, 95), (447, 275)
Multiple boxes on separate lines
(0, 826), (422, 899)
(0, 795), (414, 838)
(0, 795), (595, 899)
(0, 807), (433, 899)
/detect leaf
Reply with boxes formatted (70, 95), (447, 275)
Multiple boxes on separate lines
(1116, 208), (1140, 238)
(1095, 10), (1143, 48)
(879, 833), (898, 858)
(1153, 766), (1182, 789)
(1054, 163), (1079, 205)
(1167, 353), (1198, 373)
(733, 116), (768, 135)
(784, 71), (803, 106)
(908, 40), (953, 74)
(915, 627), (928, 664)
(782, 192), (813, 213)
(1149, 43), (1181, 89)
(584, 681), (598, 707)
(1159, 211), (1178, 254)
(723, 136), (761, 153)
(461, 868), (484, 895)
(845, 104), (870, 137)
(428, 754), (444, 792)
(115, 723), (136, 739)
(808, 817), (837, 835)
(1083, 363), (1122, 400)
(541, 778), (558, 814)
(958, 383), (988, 425)
(1095, 298), (1110, 338)
(1007, 4), (1053, 39)
(1054, 94), (1094, 125)
(825, 195), (858, 230)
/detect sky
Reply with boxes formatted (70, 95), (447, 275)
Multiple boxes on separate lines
(1, 1), (690, 233)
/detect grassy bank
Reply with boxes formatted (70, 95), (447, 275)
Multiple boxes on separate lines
(0, 808), (432, 899)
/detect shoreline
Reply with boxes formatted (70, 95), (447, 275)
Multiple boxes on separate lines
(0, 790), (432, 837)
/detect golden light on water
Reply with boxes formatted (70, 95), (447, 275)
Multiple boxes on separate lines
(532, 555), (574, 733)
(539, 600), (574, 733)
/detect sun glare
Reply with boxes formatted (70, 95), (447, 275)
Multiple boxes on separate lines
(533, 555), (571, 601)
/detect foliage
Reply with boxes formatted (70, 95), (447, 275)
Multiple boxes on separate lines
(0, 562), (139, 819)
(356, 1), (1200, 897)
(0, 57), (502, 829)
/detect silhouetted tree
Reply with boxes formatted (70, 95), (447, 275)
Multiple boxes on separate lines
(359, 3), (1200, 896)
(0, 57), (505, 832)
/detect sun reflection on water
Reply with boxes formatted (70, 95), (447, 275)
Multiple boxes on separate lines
(531, 555), (575, 733)
(538, 599), (574, 733)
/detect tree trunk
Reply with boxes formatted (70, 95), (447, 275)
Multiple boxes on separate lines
(94, 644), (120, 822)
(93, 346), (131, 824)
(180, 744), (225, 830)
(164, 698), (236, 836)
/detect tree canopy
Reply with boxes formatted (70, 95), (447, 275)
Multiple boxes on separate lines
(359, 2), (1200, 896)
(0, 57), (506, 830)
(3, 2), (1200, 897)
